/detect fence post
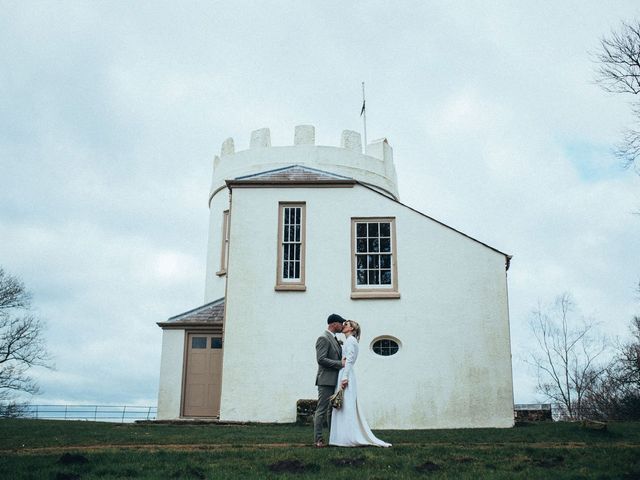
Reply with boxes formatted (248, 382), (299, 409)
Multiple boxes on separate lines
(94, 405), (98, 421)
(121, 406), (126, 423)
(35, 404), (39, 419)
(64, 405), (68, 420)
(147, 406), (151, 420)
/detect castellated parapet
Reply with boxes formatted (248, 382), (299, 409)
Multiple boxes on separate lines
(211, 125), (399, 200)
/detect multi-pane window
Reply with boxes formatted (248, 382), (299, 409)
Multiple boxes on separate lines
(355, 221), (392, 286)
(276, 202), (306, 290)
(193, 336), (223, 349)
(351, 217), (399, 298)
(282, 206), (302, 280)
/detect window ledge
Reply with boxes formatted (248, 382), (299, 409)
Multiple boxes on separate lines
(275, 284), (307, 292)
(215, 270), (227, 277)
(351, 291), (400, 300)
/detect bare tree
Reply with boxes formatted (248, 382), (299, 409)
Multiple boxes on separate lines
(0, 267), (51, 401)
(594, 20), (640, 171)
(582, 316), (640, 420)
(617, 315), (640, 387)
(527, 293), (609, 420)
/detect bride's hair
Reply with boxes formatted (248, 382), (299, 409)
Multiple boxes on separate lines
(346, 320), (361, 341)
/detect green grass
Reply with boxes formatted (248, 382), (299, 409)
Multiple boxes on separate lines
(1, 419), (639, 479)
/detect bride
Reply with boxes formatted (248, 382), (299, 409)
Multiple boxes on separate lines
(329, 320), (391, 447)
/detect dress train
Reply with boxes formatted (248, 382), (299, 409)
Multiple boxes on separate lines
(329, 336), (391, 447)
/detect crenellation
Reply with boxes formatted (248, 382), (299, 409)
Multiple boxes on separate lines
(212, 125), (398, 200)
(366, 138), (390, 161)
(341, 130), (362, 152)
(218, 126), (394, 155)
(294, 125), (315, 145)
(250, 128), (271, 148)
(221, 138), (235, 156)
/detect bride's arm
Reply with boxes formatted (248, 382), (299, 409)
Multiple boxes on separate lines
(342, 338), (357, 381)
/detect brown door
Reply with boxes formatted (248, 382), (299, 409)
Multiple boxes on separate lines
(183, 333), (223, 417)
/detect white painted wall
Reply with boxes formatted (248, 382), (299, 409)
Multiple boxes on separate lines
(204, 189), (230, 302)
(218, 184), (513, 429)
(157, 329), (185, 419)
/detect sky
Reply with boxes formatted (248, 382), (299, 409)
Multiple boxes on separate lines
(1, 1), (639, 407)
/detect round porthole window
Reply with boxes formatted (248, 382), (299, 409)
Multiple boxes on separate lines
(371, 337), (400, 356)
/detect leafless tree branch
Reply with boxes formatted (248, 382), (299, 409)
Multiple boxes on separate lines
(594, 20), (640, 170)
(0, 267), (51, 402)
(0, 268), (31, 313)
(594, 21), (640, 95)
(527, 293), (609, 420)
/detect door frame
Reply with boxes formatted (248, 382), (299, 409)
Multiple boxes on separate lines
(180, 327), (224, 418)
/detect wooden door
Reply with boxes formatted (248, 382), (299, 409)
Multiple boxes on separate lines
(183, 333), (223, 417)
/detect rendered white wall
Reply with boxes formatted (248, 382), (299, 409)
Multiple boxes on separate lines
(204, 189), (231, 302)
(218, 184), (513, 429)
(157, 329), (185, 419)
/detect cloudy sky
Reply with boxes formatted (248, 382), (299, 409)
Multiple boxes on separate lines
(1, 1), (639, 406)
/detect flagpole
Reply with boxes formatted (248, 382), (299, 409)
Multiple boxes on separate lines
(361, 82), (368, 151)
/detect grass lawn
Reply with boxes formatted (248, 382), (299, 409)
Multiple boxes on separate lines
(1, 419), (639, 479)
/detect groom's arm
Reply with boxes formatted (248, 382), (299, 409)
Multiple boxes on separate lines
(316, 337), (342, 370)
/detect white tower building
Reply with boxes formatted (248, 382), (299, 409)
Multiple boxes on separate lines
(157, 125), (514, 429)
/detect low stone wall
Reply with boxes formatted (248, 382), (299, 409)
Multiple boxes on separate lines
(514, 408), (553, 422)
(296, 399), (317, 425)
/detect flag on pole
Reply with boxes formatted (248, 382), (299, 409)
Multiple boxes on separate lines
(361, 82), (367, 147)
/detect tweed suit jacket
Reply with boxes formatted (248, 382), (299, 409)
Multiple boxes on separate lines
(315, 330), (343, 386)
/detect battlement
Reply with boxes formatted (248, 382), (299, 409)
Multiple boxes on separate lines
(211, 125), (399, 200)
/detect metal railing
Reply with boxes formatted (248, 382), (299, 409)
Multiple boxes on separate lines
(1, 404), (157, 423)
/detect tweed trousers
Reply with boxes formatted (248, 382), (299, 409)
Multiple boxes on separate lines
(314, 385), (335, 442)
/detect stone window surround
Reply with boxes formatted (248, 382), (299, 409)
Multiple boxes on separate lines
(350, 216), (400, 299)
(275, 202), (307, 291)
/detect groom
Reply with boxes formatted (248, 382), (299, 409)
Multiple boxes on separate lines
(314, 313), (346, 447)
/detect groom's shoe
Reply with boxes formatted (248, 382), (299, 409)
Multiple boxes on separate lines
(314, 440), (325, 448)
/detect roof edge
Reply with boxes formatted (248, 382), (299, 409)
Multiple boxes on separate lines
(234, 164), (354, 181)
(226, 179), (357, 190)
(357, 183), (513, 266)
(166, 297), (225, 322)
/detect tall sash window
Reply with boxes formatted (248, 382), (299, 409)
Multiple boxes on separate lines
(276, 202), (306, 291)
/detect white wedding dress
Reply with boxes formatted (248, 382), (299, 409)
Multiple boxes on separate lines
(329, 335), (391, 447)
